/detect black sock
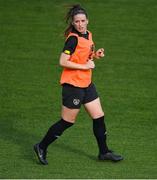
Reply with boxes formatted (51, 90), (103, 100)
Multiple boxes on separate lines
(39, 119), (73, 151)
(93, 116), (109, 154)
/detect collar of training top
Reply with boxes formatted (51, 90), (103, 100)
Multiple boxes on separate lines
(71, 28), (89, 39)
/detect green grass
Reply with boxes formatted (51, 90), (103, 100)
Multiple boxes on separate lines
(0, 0), (157, 178)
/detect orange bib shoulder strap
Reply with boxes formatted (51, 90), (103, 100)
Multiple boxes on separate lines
(66, 32), (79, 40)
(66, 30), (92, 40)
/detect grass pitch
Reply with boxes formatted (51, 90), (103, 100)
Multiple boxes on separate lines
(0, 0), (157, 178)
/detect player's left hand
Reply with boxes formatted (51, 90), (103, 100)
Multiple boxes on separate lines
(95, 48), (105, 59)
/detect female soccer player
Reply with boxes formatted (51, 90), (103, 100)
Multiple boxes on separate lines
(34, 4), (123, 165)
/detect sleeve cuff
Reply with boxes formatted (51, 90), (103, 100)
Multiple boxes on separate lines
(64, 50), (71, 55)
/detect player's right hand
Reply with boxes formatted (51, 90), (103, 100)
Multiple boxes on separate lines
(85, 60), (95, 69)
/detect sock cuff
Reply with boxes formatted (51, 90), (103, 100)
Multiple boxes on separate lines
(60, 118), (74, 127)
(93, 116), (106, 129)
(93, 116), (104, 122)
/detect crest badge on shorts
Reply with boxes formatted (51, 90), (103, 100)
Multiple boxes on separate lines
(73, 99), (80, 106)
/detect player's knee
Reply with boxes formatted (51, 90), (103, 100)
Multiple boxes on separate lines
(66, 118), (76, 123)
(92, 111), (105, 119)
(61, 115), (77, 123)
(61, 106), (79, 123)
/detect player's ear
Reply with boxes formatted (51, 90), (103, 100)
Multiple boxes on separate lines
(86, 19), (89, 24)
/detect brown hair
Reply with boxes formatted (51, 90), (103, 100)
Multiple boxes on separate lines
(64, 4), (88, 37)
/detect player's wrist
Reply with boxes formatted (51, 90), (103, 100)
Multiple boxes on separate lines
(93, 52), (100, 59)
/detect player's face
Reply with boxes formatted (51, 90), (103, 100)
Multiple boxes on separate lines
(72, 14), (88, 34)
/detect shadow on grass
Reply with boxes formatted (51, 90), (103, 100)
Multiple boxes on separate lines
(0, 112), (39, 164)
(0, 112), (96, 164)
(54, 142), (96, 161)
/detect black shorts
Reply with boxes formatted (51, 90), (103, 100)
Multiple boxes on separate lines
(62, 83), (99, 109)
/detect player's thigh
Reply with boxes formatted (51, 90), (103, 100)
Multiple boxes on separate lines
(84, 97), (104, 119)
(61, 105), (80, 123)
